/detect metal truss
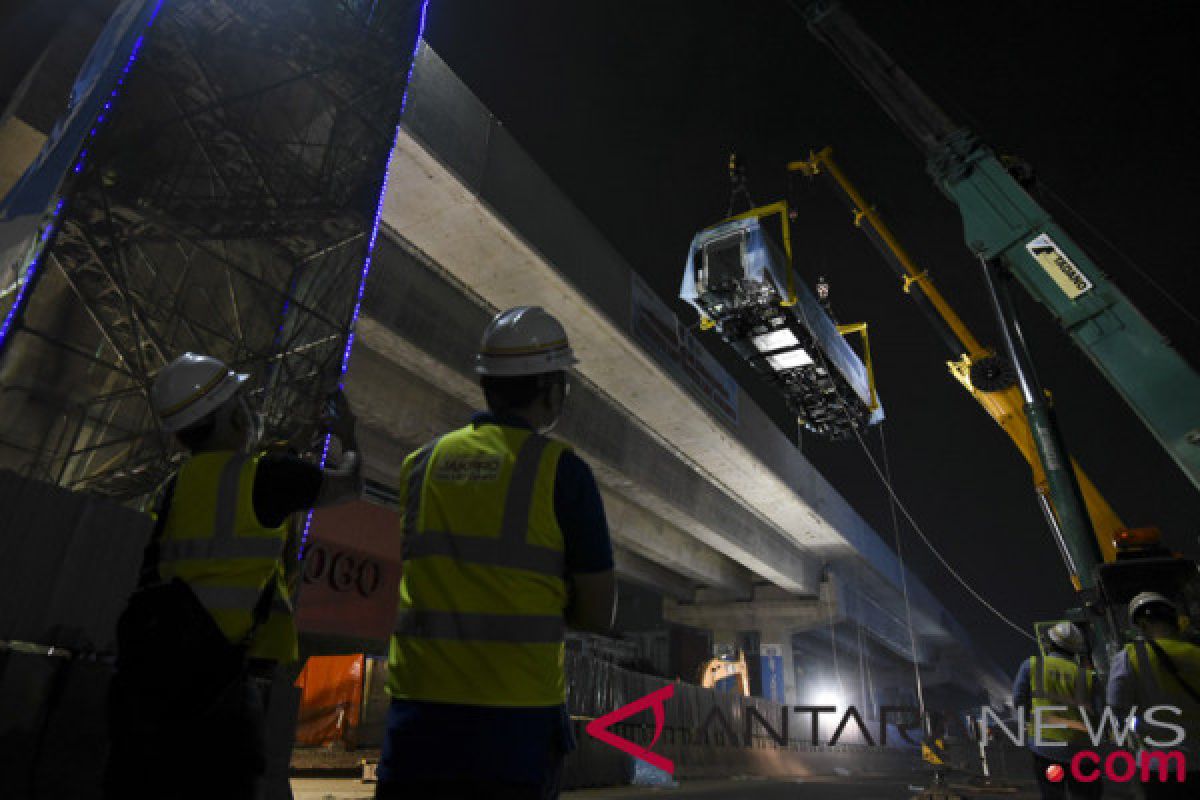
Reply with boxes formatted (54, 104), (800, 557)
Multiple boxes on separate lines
(0, 0), (424, 500)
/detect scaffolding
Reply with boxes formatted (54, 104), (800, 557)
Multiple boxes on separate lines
(0, 0), (426, 500)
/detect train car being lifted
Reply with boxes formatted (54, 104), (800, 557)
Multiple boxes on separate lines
(680, 202), (882, 440)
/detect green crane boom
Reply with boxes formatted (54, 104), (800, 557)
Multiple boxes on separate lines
(806, 1), (1200, 497)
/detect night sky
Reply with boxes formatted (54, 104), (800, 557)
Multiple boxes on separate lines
(424, 1), (1200, 671)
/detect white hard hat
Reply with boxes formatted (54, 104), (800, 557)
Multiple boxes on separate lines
(151, 352), (248, 432)
(1128, 591), (1177, 622)
(1046, 621), (1086, 654)
(474, 306), (578, 377)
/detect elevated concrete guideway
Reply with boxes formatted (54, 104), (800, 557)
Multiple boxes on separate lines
(345, 42), (1009, 704)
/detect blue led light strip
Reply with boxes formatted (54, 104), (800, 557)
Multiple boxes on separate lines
(299, 0), (430, 559)
(0, 0), (165, 355)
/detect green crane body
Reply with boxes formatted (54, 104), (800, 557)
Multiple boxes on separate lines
(807, 1), (1200, 500)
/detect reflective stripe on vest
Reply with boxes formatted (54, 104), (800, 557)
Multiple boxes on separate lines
(1129, 638), (1200, 711)
(1030, 655), (1091, 706)
(388, 424), (569, 707)
(400, 435), (564, 577)
(1028, 654), (1092, 744)
(159, 536), (284, 562)
(396, 432), (564, 629)
(1126, 638), (1200, 754)
(393, 609), (565, 643)
(157, 450), (295, 663)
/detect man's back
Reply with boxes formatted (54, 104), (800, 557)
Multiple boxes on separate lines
(389, 420), (572, 707)
(378, 412), (614, 797)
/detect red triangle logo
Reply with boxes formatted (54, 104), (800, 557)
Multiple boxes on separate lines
(585, 684), (675, 774)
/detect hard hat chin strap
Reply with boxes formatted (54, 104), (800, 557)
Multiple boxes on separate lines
(235, 393), (264, 453)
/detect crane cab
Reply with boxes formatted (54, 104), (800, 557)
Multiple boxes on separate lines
(1093, 528), (1200, 650)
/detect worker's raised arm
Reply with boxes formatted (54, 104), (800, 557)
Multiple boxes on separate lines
(250, 390), (362, 527)
(316, 388), (364, 507)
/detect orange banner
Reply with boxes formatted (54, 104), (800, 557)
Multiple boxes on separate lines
(294, 654), (366, 746)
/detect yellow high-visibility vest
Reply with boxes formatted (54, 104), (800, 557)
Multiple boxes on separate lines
(158, 450), (297, 664)
(1126, 637), (1200, 746)
(387, 423), (569, 707)
(1027, 654), (1094, 745)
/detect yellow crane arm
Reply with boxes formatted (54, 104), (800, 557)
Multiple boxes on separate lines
(790, 147), (1120, 565)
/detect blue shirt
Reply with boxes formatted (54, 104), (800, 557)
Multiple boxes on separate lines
(1106, 648), (1137, 720)
(378, 412), (613, 785)
(1012, 654), (1101, 759)
(1106, 637), (1200, 759)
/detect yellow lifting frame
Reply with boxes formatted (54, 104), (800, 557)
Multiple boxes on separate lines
(835, 321), (880, 412)
(721, 200), (798, 307)
(711, 200), (881, 412)
(788, 146), (1120, 563)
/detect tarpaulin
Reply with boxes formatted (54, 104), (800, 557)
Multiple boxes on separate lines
(294, 654), (365, 747)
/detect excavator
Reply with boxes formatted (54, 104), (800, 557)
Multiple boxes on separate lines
(698, 645), (752, 697)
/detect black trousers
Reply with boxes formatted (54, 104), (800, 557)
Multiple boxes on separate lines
(1139, 771), (1199, 799)
(374, 760), (564, 800)
(103, 668), (269, 800)
(1031, 752), (1104, 800)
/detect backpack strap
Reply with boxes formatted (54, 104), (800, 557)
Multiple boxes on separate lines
(137, 474), (178, 588)
(1144, 638), (1200, 705)
(139, 467), (276, 649)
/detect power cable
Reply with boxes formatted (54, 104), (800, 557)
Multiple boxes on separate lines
(789, 0), (1197, 332)
(868, 419), (1036, 642)
(866, 421), (1035, 644)
(875, 421), (927, 712)
(855, 615), (869, 713)
(788, 297), (1036, 644)
(1035, 179), (1200, 330)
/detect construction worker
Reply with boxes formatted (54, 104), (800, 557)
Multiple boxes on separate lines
(376, 306), (616, 800)
(1107, 592), (1200, 797)
(104, 353), (363, 800)
(1012, 621), (1102, 799)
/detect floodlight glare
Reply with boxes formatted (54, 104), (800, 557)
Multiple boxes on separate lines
(752, 329), (800, 352)
(767, 349), (815, 371)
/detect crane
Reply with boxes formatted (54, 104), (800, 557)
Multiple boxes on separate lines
(789, 147), (1121, 576)
(800, 2), (1199, 658)
(803, 1), (1200, 496)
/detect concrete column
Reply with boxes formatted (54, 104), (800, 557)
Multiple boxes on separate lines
(760, 627), (797, 706)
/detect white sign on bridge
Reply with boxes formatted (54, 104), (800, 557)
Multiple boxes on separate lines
(630, 274), (739, 426)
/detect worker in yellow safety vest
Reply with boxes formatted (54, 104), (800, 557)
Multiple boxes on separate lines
(104, 352), (363, 800)
(1012, 621), (1102, 799)
(1107, 592), (1200, 797)
(376, 307), (617, 800)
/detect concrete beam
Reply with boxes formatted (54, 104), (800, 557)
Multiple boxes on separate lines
(613, 546), (694, 603)
(602, 490), (753, 597)
(348, 314), (756, 596)
(348, 43), (1007, 693)
(663, 580), (840, 633)
(357, 237), (820, 595)
(0, 117), (44, 198)
(379, 46), (973, 632)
